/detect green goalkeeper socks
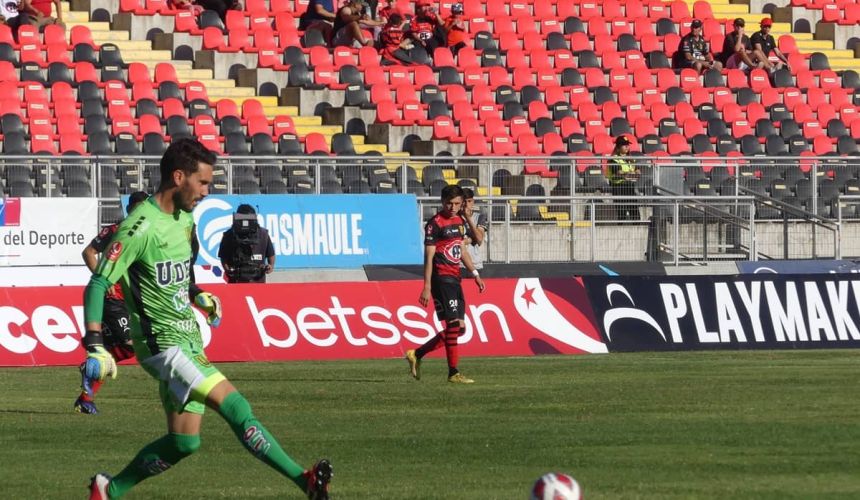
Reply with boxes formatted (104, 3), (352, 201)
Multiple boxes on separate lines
(218, 391), (308, 490)
(108, 433), (200, 498)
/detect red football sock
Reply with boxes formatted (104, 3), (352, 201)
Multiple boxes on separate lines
(82, 379), (103, 401)
(444, 324), (460, 374)
(416, 333), (444, 358)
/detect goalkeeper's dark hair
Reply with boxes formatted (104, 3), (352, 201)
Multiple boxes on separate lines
(159, 138), (217, 190)
(440, 184), (464, 202)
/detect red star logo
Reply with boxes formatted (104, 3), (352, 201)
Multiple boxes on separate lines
(521, 286), (537, 308)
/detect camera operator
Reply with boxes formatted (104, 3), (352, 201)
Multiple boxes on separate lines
(218, 204), (275, 283)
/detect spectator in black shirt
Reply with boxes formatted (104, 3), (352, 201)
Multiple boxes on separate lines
(751, 18), (789, 72)
(677, 19), (722, 73)
(721, 18), (765, 72)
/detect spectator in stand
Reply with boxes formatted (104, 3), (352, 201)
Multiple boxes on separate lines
(299, 0), (337, 42)
(170, 0), (203, 15)
(443, 2), (467, 55)
(751, 18), (789, 72)
(332, 0), (383, 48)
(0, 0), (61, 37)
(721, 18), (765, 72)
(378, 13), (416, 65)
(196, 0), (241, 22)
(408, 0), (445, 55)
(29, 0), (62, 26)
(677, 19), (722, 73)
(377, 0), (398, 22)
(0, 0), (30, 35)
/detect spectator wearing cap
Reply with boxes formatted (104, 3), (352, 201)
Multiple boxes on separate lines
(751, 18), (789, 72)
(408, 0), (444, 54)
(444, 3), (467, 55)
(677, 19), (722, 73)
(608, 136), (640, 221)
(720, 17), (766, 72)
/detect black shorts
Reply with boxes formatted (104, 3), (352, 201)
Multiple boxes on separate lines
(102, 298), (132, 347)
(431, 276), (465, 321)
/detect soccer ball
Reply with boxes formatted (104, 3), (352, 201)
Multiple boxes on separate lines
(530, 472), (581, 500)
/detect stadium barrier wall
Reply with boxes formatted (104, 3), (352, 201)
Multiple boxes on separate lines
(5, 273), (860, 366)
(0, 278), (607, 367)
(120, 194), (424, 269)
(583, 275), (860, 352)
(0, 198), (98, 267)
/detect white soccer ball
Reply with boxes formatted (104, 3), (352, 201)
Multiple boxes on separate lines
(530, 472), (582, 500)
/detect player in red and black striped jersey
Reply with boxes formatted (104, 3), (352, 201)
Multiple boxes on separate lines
(73, 192), (148, 414)
(406, 184), (485, 384)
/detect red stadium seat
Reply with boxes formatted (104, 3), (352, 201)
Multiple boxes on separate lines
(491, 134), (516, 155)
(272, 115), (296, 137)
(465, 133), (491, 155)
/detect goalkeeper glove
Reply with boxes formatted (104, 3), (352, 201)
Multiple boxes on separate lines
(82, 343), (117, 396)
(194, 292), (222, 327)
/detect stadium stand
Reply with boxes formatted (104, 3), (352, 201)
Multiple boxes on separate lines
(2, 0), (860, 226)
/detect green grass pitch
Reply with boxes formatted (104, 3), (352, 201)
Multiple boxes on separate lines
(1, 351), (859, 499)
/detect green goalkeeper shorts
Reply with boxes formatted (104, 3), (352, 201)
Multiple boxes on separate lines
(138, 340), (226, 415)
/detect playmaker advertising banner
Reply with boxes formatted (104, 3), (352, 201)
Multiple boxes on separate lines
(0, 278), (607, 366)
(0, 198), (98, 267)
(190, 194), (423, 269)
(584, 275), (860, 352)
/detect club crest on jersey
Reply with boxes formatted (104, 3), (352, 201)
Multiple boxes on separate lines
(155, 260), (190, 287)
(442, 240), (462, 263)
(107, 241), (123, 262)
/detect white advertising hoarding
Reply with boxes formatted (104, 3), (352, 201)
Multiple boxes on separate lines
(0, 198), (98, 267)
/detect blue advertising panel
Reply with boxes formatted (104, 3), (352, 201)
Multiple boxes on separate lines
(192, 194), (423, 268)
(123, 194), (422, 269)
(736, 260), (860, 275)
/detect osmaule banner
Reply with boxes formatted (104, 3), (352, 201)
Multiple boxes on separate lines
(0, 278), (607, 366)
(583, 275), (860, 351)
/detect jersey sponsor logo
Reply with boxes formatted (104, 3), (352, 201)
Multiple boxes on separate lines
(107, 241), (123, 262)
(155, 260), (190, 287)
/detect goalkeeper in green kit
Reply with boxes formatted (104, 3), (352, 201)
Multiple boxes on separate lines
(83, 139), (332, 500)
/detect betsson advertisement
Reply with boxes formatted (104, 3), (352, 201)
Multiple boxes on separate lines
(0, 278), (607, 366)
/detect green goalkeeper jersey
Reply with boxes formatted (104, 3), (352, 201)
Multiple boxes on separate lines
(95, 197), (199, 355)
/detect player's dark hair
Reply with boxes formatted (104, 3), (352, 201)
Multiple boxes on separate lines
(440, 184), (465, 202)
(127, 191), (148, 213)
(462, 187), (475, 200)
(158, 138), (217, 189)
(388, 13), (403, 25)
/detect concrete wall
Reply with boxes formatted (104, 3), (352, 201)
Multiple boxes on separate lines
(479, 220), (854, 264)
